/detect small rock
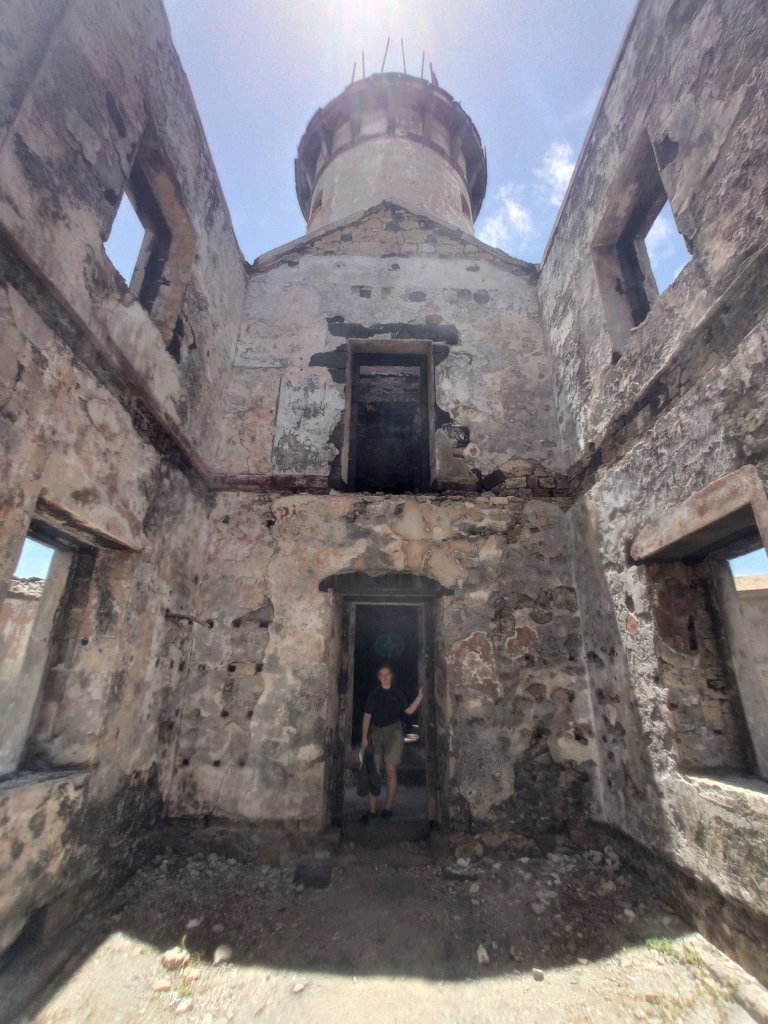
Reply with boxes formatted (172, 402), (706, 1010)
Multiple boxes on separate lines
(293, 860), (332, 889)
(213, 944), (233, 966)
(477, 944), (491, 966)
(176, 997), (193, 1014)
(292, 982), (306, 994)
(623, 908), (636, 920)
(212, 922), (225, 934)
(152, 981), (172, 992)
(532, 967), (545, 981)
(162, 947), (190, 971)
(442, 865), (478, 882)
(530, 902), (546, 915)
(469, 882), (480, 895)
(186, 918), (202, 929)
(577, 957), (589, 966)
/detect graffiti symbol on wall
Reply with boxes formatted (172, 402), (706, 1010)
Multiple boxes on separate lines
(375, 634), (405, 658)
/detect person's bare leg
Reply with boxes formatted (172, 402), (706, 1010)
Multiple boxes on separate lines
(384, 765), (398, 811)
(368, 792), (377, 814)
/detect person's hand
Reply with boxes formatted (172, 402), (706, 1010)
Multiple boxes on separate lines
(361, 736), (368, 750)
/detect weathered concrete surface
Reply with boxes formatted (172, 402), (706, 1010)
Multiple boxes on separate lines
(169, 492), (595, 838)
(539, 0), (768, 457)
(297, 74), (485, 234)
(226, 203), (562, 490)
(538, 0), (768, 974)
(1, 0), (768, 993)
(0, 0), (242, 957)
(0, 0), (246, 473)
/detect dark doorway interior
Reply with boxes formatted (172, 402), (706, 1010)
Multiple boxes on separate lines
(343, 602), (427, 844)
(352, 603), (420, 745)
(349, 352), (430, 493)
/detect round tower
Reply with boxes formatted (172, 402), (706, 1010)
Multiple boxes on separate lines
(295, 72), (487, 235)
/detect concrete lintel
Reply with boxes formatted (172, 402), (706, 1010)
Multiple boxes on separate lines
(319, 570), (453, 597)
(631, 466), (768, 562)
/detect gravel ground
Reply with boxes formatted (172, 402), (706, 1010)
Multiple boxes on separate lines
(11, 841), (768, 1024)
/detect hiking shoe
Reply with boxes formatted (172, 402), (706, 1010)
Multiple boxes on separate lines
(381, 809), (393, 818)
(360, 811), (378, 824)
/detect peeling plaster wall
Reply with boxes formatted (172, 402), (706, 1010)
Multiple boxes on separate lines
(169, 493), (596, 839)
(537, 0), (768, 966)
(223, 204), (565, 489)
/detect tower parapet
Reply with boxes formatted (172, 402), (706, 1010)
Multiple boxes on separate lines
(295, 72), (487, 235)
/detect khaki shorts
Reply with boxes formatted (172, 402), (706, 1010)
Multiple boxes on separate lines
(371, 722), (404, 770)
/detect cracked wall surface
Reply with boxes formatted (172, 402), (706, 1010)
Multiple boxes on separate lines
(1, 0), (768, 985)
(0, 0), (242, 955)
(539, 0), (768, 979)
(169, 492), (595, 838)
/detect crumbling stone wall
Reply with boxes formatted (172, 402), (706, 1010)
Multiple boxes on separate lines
(538, 0), (768, 972)
(0, 0), (244, 956)
(169, 491), (595, 840)
(176, 204), (594, 838)
(2, 0), (767, 987)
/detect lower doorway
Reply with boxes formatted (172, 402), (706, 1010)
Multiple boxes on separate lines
(341, 601), (428, 845)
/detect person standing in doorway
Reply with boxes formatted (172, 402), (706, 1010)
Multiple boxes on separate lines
(360, 664), (423, 822)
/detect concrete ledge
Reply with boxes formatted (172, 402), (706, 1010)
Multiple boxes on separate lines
(631, 466), (768, 562)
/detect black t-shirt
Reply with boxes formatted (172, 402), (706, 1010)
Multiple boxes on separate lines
(364, 685), (407, 728)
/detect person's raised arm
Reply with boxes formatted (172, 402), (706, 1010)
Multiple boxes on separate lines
(361, 712), (372, 750)
(405, 689), (423, 716)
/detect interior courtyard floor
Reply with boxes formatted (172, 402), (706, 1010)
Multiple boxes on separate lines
(3, 837), (767, 1024)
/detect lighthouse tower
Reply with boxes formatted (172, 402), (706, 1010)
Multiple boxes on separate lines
(295, 72), (487, 235)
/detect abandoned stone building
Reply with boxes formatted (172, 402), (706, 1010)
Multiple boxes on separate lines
(1, 0), (767, 999)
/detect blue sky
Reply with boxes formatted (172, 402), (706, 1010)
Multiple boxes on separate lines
(106, 0), (693, 290)
(160, 0), (640, 264)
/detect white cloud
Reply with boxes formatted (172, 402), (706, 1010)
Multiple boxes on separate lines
(534, 141), (576, 207)
(477, 184), (533, 250)
(645, 208), (673, 261)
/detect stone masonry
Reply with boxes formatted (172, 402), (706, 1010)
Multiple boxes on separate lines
(0, 0), (767, 991)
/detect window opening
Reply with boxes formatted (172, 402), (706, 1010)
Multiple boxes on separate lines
(645, 200), (692, 295)
(348, 351), (430, 493)
(593, 132), (693, 354)
(717, 542), (768, 780)
(728, 547), (768, 580)
(104, 192), (146, 286)
(102, 134), (196, 342)
(12, 537), (55, 582)
(0, 535), (72, 776)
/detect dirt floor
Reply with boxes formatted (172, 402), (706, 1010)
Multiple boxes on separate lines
(7, 826), (768, 1024)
